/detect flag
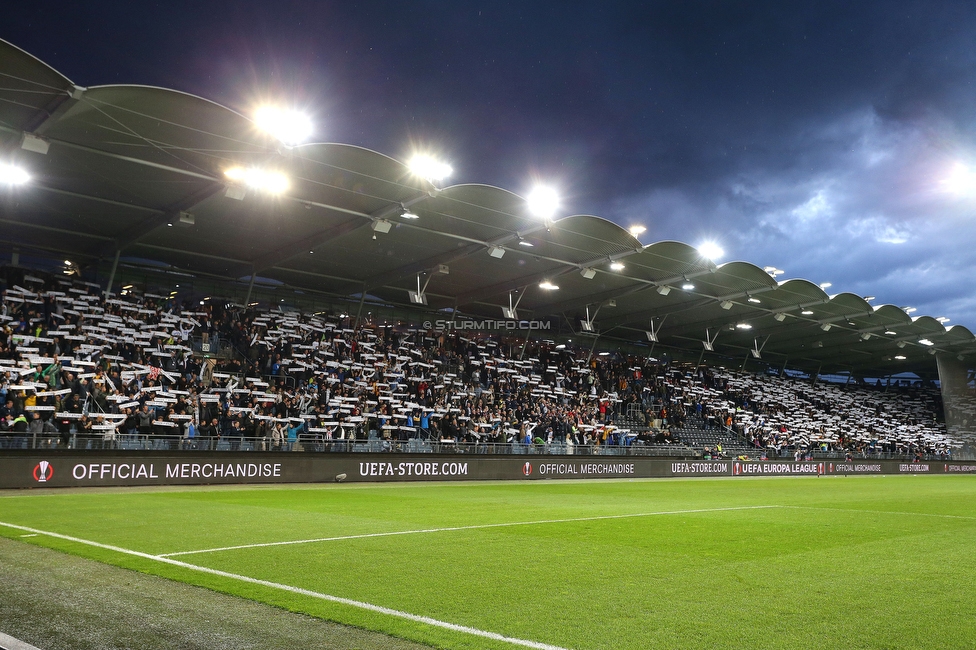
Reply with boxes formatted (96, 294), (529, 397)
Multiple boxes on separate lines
(148, 366), (161, 381)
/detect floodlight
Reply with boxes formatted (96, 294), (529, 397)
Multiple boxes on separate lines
(579, 268), (596, 279)
(580, 320), (595, 332)
(408, 154), (453, 182)
(697, 242), (724, 261)
(896, 341), (907, 348)
(628, 225), (646, 237)
(736, 323), (752, 330)
(408, 291), (428, 305)
(518, 240), (534, 247)
(860, 333), (872, 341)
(224, 167), (289, 194)
(400, 211), (420, 220)
(894, 355), (907, 360)
(748, 297), (761, 304)
(819, 282), (832, 290)
(656, 285), (671, 296)
(527, 185), (559, 219)
(254, 106), (313, 145)
(488, 246), (505, 259)
(646, 331), (658, 342)
(720, 300), (733, 310)
(820, 323), (832, 332)
(884, 330), (897, 335)
(918, 338), (934, 346)
(801, 310), (814, 316)
(773, 313), (787, 322)
(539, 280), (559, 291)
(681, 283), (695, 291)
(610, 262), (625, 271)
(502, 307), (518, 319)
(0, 163), (30, 185)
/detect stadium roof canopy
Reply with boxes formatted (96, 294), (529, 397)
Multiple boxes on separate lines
(1, 38), (973, 379)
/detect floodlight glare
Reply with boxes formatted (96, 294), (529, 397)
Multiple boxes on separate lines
(942, 161), (976, 196)
(254, 106), (313, 145)
(697, 241), (724, 261)
(628, 225), (646, 238)
(539, 280), (559, 291)
(894, 355), (906, 360)
(681, 283), (695, 291)
(527, 185), (560, 219)
(0, 162), (30, 185)
(735, 323), (752, 330)
(610, 262), (625, 271)
(801, 310), (814, 316)
(224, 167), (289, 194)
(408, 154), (453, 182)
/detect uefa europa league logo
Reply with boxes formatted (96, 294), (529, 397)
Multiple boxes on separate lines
(33, 460), (53, 483)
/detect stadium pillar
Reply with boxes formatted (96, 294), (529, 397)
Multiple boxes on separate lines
(243, 272), (256, 307)
(104, 249), (120, 299)
(353, 287), (367, 329)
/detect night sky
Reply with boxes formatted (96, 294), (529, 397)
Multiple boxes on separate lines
(6, 2), (976, 326)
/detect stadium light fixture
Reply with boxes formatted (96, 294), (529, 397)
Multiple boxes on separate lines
(254, 106), (314, 145)
(539, 280), (559, 291)
(656, 285), (671, 296)
(628, 225), (646, 238)
(526, 185), (560, 220)
(579, 267), (596, 279)
(894, 355), (907, 360)
(801, 310), (814, 316)
(610, 262), (625, 271)
(819, 282), (832, 290)
(773, 313), (787, 322)
(918, 338), (934, 346)
(681, 283), (695, 291)
(697, 241), (724, 261)
(224, 167), (289, 194)
(735, 323), (752, 330)
(764, 266), (785, 277)
(488, 246), (506, 259)
(400, 211), (420, 220)
(936, 316), (950, 323)
(747, 297), (761, 304)
(408, 154), (453, 182)
(720, 300), (734, 310)
(884, 330), (897, 335)
(0, 162), (30, 185)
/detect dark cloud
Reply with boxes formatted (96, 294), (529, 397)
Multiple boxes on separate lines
(4, 1), (976, 324)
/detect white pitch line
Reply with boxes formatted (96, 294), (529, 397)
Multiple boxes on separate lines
(160, 505), (780, 557)
(779, 505), (976, 521)
(0, 520), (569, 650)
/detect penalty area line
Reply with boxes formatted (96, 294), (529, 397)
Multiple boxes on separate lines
(0, 520), (570, 650)
(160, 504), (781, 557)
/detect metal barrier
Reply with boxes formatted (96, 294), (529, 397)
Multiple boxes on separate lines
(2, 433), (965, 461)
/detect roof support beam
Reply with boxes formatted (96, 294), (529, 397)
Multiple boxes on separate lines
(23, 85), (85, 135)
(95, 181), (228, 258)
(250, 192), (432, 274)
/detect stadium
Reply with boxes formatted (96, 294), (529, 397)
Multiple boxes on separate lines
(2, 31), (976, 650)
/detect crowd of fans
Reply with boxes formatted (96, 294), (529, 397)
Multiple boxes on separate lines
(0, 274), (959, 459)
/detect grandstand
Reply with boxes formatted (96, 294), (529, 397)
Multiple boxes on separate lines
(0, 273), (963, 460)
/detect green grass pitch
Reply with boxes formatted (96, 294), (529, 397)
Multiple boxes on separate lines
(1, 475), (975, 650)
